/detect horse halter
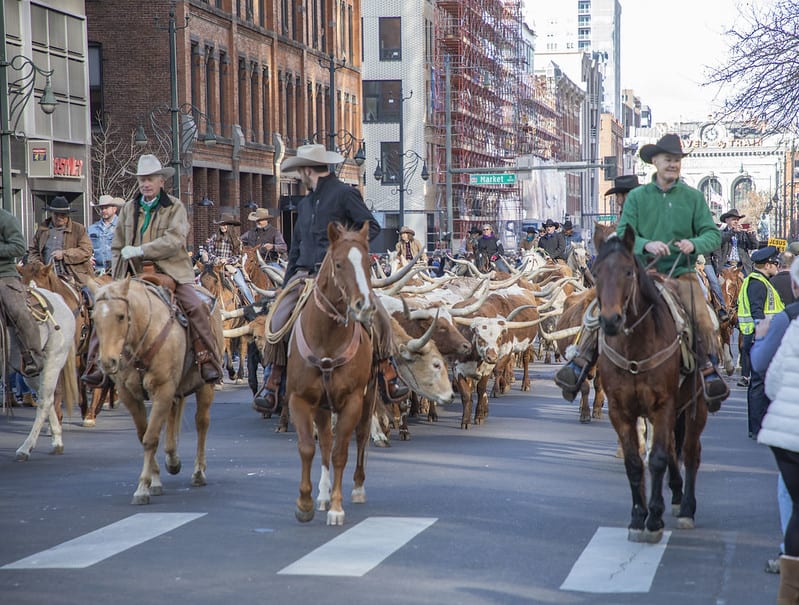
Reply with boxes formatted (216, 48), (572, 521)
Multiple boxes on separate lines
(312, 243), (374, 328)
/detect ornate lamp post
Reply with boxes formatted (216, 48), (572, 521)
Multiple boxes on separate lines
(0, 48), (57, 212)
(304, 129), (365, 175)
(134, 102), (216, 170)
(318, 53), (348, 152)
(373, 149), (429, 227)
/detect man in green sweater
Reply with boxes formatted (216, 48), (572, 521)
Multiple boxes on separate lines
(0, 208), (43, 376)
(555, 133), (729, 410)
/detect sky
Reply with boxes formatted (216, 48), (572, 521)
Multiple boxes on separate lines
(619, 0), (743, 124)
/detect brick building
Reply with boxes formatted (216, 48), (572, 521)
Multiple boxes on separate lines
(86, 0), (363, 250)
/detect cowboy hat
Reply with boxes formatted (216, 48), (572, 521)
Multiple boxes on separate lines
(543, 218), (559, 229)
(525, 226), (537, 234)
(604, 174), (641, 196)
(45, 196), (76, 213)
(91, 194), (126, 208)
(719, 208), (745, 222)
(562, 220), (574, 231)
(247, 207), (278, 221)
(214, 212), (241, 226)
(639, 134), (691, 164)
(399, 226), (415, 236)
(135, 154), (175, 178)
(280, 144), (344, 176)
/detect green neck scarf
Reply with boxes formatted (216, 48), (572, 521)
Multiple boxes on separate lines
(139, 194), (159, 236)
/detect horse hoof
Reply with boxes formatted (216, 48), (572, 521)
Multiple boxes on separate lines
(50, 445), (64, 456)
(275, 424), (288, 433)
(166, 460), (181, 475)
(627, 528), (644, 542)
(192, 471), (207, 487)
(316, 499), (329, 512)
(676, 516), (695, 529)
(351, 487), (366, 504)
(326, 510), (345, 526)
(671, 504), (681, 517)
(150, 485), (163, 496)
(82, 419), (96, 428)
(15, 451), (29, 462)
(579, 416), (590, 424)
(400, 431), (410, 441)
(132, 493), (150, 505)
(373, 439), (390, 448)
(295, 507), (314, 523)
(641, 528), (664, 543)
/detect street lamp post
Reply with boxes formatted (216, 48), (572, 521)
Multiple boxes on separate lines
(0, 9), (57, 212)
(304, 129), (365, 175)
(319, 53), (347, 152)
(373, 149), (429, 228)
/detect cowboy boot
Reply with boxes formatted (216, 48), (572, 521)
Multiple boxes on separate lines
(554, 325), (598, 402)
(6, 289), (44, 378)
(701, 362), (730, 413)
(80, 331), (107, 387)
(193, 338), (222, 383)
(254, 364), (284, 414)
(378, 358), (410, 402)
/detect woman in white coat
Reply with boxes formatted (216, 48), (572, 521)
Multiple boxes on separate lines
(758, 257), (799, 603)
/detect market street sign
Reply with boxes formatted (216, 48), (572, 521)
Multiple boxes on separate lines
(469, 173), (516, 185)
(596, 214), (616, 222)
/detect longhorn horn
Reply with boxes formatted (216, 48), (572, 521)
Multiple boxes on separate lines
(405, 310), (439, 353)
(503, 318), (547, 329)
(223, 325), (252, 339)
(506, 304), (538, 321)
(537, 325), (582, 341)
(488, 271), (524, 290)
(250, 283), (278, 298)
(401, 297), (412, 320)
(371, 251), (422, 288)
(221, 308), (246, 320)
(382, 266), (428, 295)
(448, 289), (491, 317)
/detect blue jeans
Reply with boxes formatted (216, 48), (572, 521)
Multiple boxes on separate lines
(703, 263), (724, 308)
(232, 268), (255, 305)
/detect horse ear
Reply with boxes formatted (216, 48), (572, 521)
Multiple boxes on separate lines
(593, 225), (607, 251)
(359, 221), (371, 241)
(120, 276), (132, 297)
(327, 221), (343, 244)
(621, 224), (636, 251)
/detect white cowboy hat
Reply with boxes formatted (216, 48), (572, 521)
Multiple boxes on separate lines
(135, 154), (175, 178)
(91, 194), (126, 208)
(247, 207), (279, 221)
(280, 144), (344, 176)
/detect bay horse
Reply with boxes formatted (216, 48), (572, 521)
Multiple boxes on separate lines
(7, 287), (79, 460)
(90, 277), (223, 504)
(285, 222), (378, 525)
(200, 263), (247, 382)
(592, 225), (708, 543)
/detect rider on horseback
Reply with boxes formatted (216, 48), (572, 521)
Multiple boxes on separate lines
(256, 144), (409, 414)
(82, 155), (222, 385)
(0, 209), (44, 377)
(555, 134), (730, 411)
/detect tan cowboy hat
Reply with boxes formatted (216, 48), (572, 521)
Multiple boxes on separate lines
(247, 207), (279, 221)
(280, 144), (344, 176)
(135, 154), (175, 178)
(214, 212), (241, 226)
(399, 226), (415, 236)
(91, 194), (126, 208)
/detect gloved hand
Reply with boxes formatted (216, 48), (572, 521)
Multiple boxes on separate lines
(121, 245), (144, 260)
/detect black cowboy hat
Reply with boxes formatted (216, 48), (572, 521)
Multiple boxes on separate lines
(563, 220), (574, 231)
(45, 196), (76, 213)
(639, 134), (691, 164)
(604, 174), (641, 196)
(543, 218), (559, 229)
(525, 226), (537, 234)
(719, 208), (745, 222)
(469, 226), (482, 235)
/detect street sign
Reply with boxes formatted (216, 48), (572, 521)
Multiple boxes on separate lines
(469, 173), (516, 185)
(596, 214), (616, 222)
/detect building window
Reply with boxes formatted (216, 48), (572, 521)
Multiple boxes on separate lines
(578, 0), (591, 12)
(379, 17), (401, 61)
(362, 80), (401, 123)
(88, 43), (103, 129)
(262, 69), (270, 142)
(379, 142), (401, 185)
(219, 52), (228, 138)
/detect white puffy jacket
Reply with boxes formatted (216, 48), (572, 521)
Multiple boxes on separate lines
(757, 318), (799, 451)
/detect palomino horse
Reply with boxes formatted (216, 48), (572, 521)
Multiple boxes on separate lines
(199, 263), (247, 382)
(285, 222), (378, 525)
(90, 277), (223, 504)
(592, 225), (708, 543)
(718, 266), (743, 375)
(8, 288), (78, 460)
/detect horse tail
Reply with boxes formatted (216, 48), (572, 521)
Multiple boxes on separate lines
(61, 340), (79, 419)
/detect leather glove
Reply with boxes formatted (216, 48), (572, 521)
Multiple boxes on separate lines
(121, 245), (144, 260)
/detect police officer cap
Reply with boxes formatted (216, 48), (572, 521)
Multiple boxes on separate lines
(751, 245), (779, 264)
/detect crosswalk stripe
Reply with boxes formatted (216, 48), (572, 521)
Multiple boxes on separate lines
(1, 513), (206, 570)
(278, 516), (437, 577)
(560, 527), (671, 593)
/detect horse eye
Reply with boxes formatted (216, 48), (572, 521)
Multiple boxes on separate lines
(117, 314), (125, 322)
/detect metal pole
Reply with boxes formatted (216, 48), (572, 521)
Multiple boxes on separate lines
(328, 53), (336, 152)
(792, 140), (796, 240)
(398, 87), (405, 228)
(445, 55), (453, 245)
(168, 4), (181, 198)
(0, 7), (13, 213)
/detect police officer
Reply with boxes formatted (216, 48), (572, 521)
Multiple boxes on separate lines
(738, 245), (784, 437)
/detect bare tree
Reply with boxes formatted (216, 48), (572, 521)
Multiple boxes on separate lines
(706, 1), (799, 134)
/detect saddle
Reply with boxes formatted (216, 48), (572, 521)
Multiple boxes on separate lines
(139, 261), (177, 292)
(26, 287), (55, 325)
(135, 277), (188, 328)
(653, 279), (696, 375)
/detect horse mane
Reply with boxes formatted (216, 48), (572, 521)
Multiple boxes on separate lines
(595, 236), (670, 325)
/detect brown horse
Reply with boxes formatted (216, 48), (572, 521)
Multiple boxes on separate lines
(90, 277), (222, 504)
(718, 266), (743, 375)
(200, 263), (248, 382)
(285, 222), (377, 525)
(592, 225), (708, 543)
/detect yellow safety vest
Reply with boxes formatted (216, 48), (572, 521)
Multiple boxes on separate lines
(737, 271), (784, 335)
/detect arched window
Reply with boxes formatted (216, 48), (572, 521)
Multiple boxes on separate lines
(698, 176), (723, 214)
(732, 176), (754, 207)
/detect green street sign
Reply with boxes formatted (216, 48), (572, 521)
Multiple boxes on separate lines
(596, 214), (616, 222)
(469, 173), (516, 185)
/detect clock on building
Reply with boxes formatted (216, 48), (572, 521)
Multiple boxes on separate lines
(701, 124), (721, 143)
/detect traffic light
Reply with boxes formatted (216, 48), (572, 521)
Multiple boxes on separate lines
(603, 156), (617, 180)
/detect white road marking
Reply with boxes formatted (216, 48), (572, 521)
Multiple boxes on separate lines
(278, 516), (437, 577)
(560, 527), (671, 593)
(1, 513), (206, 570)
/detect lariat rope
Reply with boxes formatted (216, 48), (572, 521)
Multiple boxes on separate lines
(264, 277), (315, 345)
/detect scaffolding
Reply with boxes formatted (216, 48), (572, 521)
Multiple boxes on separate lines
(432, 0), (527, 245)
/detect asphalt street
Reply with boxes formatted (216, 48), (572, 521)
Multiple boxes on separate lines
(0, 363), (783, 605)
